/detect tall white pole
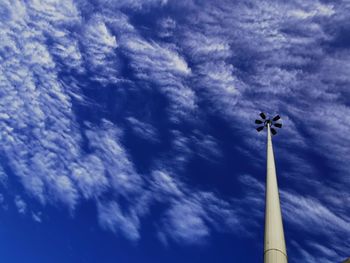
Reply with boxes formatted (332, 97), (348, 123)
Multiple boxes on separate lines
(264, 123), (287, 263)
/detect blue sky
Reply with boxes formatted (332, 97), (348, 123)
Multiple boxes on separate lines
(0, 0), (349, 262)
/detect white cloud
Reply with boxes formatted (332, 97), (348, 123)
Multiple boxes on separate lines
(15, 195), (27, 215)
(0, 166), (8, 186)
(290, 3), (335, 19)
(120, 35), (195, 122)
(0, 194), (5, 209)
(84, 120), (144, 197)
(0, 0), (82, 209)
(124, 38), (191, 76)
(95, 0), (168, 10)
(161, 200), (210, 244)
(283, 191), (350, 230)
(32, 211), (42, 223)
(71, 155), (108, 199)
(0, 0), (145, 227)
(152, 170), (183, 198)
(152, 169), (239, 244)
(97, 201), (141, 241)
(28, 0), (80, 23)
(126, 117), (159, 142)
(183, 32), (231, 60)
(81, 17), (120, 84)
(157, 17), (176, 38)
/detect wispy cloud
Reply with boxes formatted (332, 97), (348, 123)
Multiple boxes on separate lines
(97, 200), (141, 241)
(152, 170), (239, 245)
(160, 199), (210, 245)
(126, 117), (159, 142)
(95, 0), (168, 10)
(32, 211), (43, 223)
(14, 195), (27, 215)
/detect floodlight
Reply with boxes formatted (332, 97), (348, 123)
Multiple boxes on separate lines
(270, 128), (277, 135)
(255, 113), (282, 135)
(272, 115), (281, 121)
(274, 123), (282, 128)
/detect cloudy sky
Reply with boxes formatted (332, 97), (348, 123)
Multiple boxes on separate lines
(0, 0), (349, 262)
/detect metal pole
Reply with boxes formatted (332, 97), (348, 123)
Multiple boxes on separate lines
(264, 122), (288, 263)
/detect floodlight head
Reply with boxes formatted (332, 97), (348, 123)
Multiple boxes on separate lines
(256, 126), (264, 132)
(270, 128), (277, 135)
(255, 113), (282, 135)
(272, 115), (281, 121)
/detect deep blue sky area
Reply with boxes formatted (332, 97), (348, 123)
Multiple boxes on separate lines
(0, 0), (349, 263)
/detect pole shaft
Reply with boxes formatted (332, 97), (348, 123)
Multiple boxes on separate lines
(264, 123), (287, 263)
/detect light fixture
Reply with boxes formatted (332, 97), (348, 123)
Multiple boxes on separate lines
(255, 113), (282, 136)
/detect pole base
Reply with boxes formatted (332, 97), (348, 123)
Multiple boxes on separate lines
(264, 249), (288, 263)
